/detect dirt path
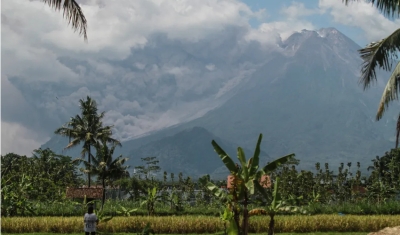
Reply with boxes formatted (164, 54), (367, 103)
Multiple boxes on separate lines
(368, 226), (400, 235)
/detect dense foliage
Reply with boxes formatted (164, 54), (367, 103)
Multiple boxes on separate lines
(2, 148), (400, 218)
(1, 149), (83, 216)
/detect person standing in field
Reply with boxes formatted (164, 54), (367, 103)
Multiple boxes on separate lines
(84, 206), (99, 235)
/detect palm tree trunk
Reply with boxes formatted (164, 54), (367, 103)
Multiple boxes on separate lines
(268, 214), (275, 235)
(88, 145), (91, 187)
(101, 177), (106, 210)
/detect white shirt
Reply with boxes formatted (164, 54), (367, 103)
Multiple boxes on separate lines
(84, 213), (98, 232)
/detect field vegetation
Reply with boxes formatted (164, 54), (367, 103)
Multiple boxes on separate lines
(2, 96), (400, 235)
(3, 215), (400, 233)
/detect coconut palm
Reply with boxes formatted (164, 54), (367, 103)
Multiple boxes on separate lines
(42, 0), (87, 41)
(77, 140), (129, 209)
(344, 0), (400, 147)
(55, 96), (120, 187)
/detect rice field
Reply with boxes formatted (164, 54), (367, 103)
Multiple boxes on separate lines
(2, 215), (399, 233)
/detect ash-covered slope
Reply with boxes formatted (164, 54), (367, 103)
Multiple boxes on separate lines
(182, 28), (396, 168)
(121, 28), (396, 171)
(42, 28), (397, 174)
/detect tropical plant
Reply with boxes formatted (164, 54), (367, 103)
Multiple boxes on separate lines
(116, 205), (138, 217)
(206, 133), (295, 235)
(31, 148), (82, 201)
(1, 154), (36, 216)
(41, 0), (87, 41)
(220, 206), (239, 235)
(197, 174), (213, 205)
(250, 177), (306, 235)
(344, 0), (400, 147)
(1, 174), (36, 216)
(367, 149), (400, 191)
(1, 151), (82, 214)
(76, 140), (129, 209)
(141, 187), (163, 216)
(367, 179), (397, 203)
(55, 96), (120, 187)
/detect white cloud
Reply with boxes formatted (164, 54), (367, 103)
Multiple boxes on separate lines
(281, 2), (323, 19)
(319, 0), (400, 41)
(1, 121), (50, 156)
(7, 0), (388, 156)
(3, 0), (255, 61)
(2, 0), (316, 155)
(205, 64), (216, 71)
(245, 2), (318, 45)
(256, 20), (316, 41)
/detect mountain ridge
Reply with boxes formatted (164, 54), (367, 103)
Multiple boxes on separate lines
(41, 27), (397, 176)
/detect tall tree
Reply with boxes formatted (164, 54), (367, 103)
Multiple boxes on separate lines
(77, 140), (129, 209)
(31, 148), (82, 201)
(134, 157), (161, 179)
(55, 96), (120, 187)
(344, 0), (400, 147)
(41, 0), (88, 41)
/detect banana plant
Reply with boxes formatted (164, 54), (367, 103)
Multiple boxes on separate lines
(206, 133), (295, 235)
(116, 205), (138, 217)
(249, 177), (306, 235)
(140, 187), (162, 216)
(220, 206), (239, 235)
(308, 190), (321, 206)
(95, 207), (113, 223)
(1, 174), (36, 216)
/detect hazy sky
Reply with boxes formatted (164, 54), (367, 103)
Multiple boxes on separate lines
(1, 0), (398, 156)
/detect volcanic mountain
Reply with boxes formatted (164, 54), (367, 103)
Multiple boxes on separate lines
(42, 28), (397, 177)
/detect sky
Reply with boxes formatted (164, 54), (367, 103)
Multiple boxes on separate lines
(1, 0), (399, 156)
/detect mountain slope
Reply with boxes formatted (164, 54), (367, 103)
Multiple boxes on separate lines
(120, 28), (396, 170)
(169, 28), (395, 168)
(126, 126), (270, 178)
(42, 27), (397, 174)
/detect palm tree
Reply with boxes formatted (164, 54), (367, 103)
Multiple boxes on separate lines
(55, 96), (120, 187)
(42, 0), (87, 41)
(77, 140), (129, 209)
(344, 0), (400, 147)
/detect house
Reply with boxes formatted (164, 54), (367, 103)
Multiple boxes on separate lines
(66, 185), (104, 208)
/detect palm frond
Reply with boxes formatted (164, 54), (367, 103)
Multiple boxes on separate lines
(65, 137), (82, 150)
(376, 61), (400, 120)
(358, 28), (400, 89)
(109, 137), (122, 147)
(344, 0), (400, 17)
(42, 0), (88, 41)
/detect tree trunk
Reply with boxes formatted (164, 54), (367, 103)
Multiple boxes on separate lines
(268, 214), (275, 235)
(88, 145), (91, 187)
(101, 177), (106, 210)
(241, 192), (249, 235)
